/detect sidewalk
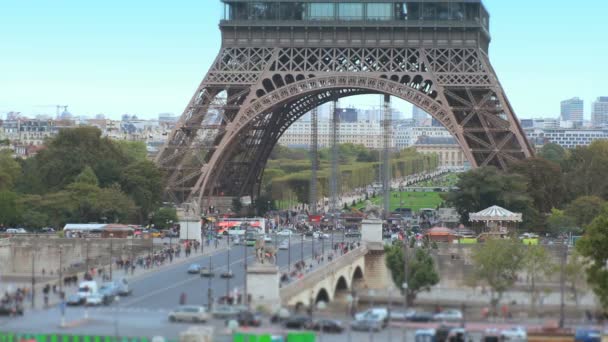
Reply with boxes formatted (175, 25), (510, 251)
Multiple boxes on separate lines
(17, 239), (230, 311)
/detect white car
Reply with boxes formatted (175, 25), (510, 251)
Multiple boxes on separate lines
(313, 232), (329, 239)
(85, 293), (104, 306)
(433, 309), (463, 321)
(277, 229), (294, 237)
(500, 326), (527, 341)
(264, 235), (273, 243)
(168, 306), (210, 323)
(279, 240), (289, 250)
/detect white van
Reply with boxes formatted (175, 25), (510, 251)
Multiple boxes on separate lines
(77, 281), (98, 301)
(355, 308), (389, 327)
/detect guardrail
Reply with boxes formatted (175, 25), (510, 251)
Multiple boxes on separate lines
(280, 245), (368, 301)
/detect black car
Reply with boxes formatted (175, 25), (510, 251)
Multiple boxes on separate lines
(409, 312), (435, 322)
(0, 304), (23, 316)
(235, 311), (263, 327)
(284, 315), (312, 329)
(312, 319), (344, 333)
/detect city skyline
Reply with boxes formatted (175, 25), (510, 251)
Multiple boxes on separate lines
(1, 1), (606, 119)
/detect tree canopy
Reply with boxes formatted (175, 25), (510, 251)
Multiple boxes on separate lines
(385, 242), (439, 305)
(0, 127), (165, 229)
(576, 213), (608, 311)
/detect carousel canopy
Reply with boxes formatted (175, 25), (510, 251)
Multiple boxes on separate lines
(469, 205), (522, 223)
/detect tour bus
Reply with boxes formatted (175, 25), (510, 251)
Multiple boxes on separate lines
(217, 218), (267, 236)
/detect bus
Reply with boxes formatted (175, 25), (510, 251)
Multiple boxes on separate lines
(216, 218), (266, 236)
(245, 229), (263, 246)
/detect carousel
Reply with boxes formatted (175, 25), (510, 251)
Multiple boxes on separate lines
(469, 205), (522, 239)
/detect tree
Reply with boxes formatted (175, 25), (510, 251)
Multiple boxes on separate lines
(472, 239), (524, 314)
(538, 143), (567, 164)
(547, 208), (579, 235)
(385, 243), (439, 305)
(150, 207), (179, 229)
(119, 160), (163, 221)
(114, 140), (148, 162)
(522, 245), (555, 316)
(562, 140), (608, 199)
(510, 157), (565, 213)
(74, 166), (99, 186)
(0, 150), (21, 191)
(444, 166), (533, 225)
(0, 191), (21, 227)
(576, 213), (608, 311)
(565, 196), (605, 228)
(564, 249), (588, 307)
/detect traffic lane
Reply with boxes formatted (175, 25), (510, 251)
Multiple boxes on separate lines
(118, 238), (331, 310)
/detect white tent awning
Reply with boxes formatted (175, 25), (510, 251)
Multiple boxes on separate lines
(469, 205), (522, 222)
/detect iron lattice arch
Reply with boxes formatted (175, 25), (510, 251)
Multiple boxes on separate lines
(156, 46), (533, 206)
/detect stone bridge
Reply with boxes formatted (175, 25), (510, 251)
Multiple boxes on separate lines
(279, 241), (391, 309)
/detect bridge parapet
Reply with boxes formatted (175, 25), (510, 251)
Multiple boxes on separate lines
(280, 245), (368, 305)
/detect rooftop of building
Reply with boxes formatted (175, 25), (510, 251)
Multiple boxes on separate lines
(414, 135), (457, 145)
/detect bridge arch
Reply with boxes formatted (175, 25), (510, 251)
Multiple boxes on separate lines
(198, 75), (473, 203)
(334, 275), (349, 300)
(315, 288), (330, 304)
(352, 266), (364, 289)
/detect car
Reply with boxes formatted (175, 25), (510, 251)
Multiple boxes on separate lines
(99, 283), (119, 303)
(283, 315), (312, 329)
(355, 308), (388, 325)
(433, 309), (463, 321)
(409, 312), (435, 322)
(234, 311), (263, 327)
(133, 229), (143, 237)
(200, 267), (214, 277)
(85, 293), (106, 306)
(149, 229), (163, 238)
(168, 306), (209, 323)
(264, 235), (273, 243)
(0, 303), (23, 316)
(501, 326), (527, 341)
(220, 270), (234, 278)
(212, 305), (241, 319)
(6, 228), (27, 234)
(66, 293), (84, 306)
(345, 230), (361, 238)
(114, 278), (132, 296)
(389, 309), (416, 321)
(277, 229), (294, 237)
(41, 227), (55, 233)
(279, 240), (290, 250)
(313, 232), (329, 239)
(187, 264), (202, 274)
(350, 319), (383, 332)
(312, 319), (344, 333)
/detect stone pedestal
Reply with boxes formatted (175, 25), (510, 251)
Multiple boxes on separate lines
(246, 263), (280, 313)
(361, 218), (383, 243)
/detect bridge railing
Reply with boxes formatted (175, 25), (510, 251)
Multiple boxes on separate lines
(280, 245), (368, 301)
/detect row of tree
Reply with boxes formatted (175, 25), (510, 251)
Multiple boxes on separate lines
(444, 141), (608, 233)
(0, 127), (176, 229)
(263, 144), (438, 203)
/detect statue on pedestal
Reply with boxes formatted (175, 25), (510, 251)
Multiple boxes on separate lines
(254, 238), (276, 265)
(363, 200), (382, 219)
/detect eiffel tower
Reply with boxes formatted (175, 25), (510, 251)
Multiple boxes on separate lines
(156, 1), (533, 210)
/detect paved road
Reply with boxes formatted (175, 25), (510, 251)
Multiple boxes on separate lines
(117, 235), (350, 309)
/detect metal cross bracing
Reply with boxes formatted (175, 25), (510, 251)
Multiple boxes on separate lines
(309, 106), (319, 215)
(329, 99), (340, 219)
(382, 95), (392, 219)
(156, 44), (533, 210)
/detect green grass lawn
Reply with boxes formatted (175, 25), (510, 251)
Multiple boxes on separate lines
(366, 191), (444, 212)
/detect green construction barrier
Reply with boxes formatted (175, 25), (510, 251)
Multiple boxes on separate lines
(286, 332), (315, 342)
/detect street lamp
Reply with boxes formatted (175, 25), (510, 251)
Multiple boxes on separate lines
(368, 289), (376, 342)
(207, 257), (214, 312)
(109, 233), (114, 281)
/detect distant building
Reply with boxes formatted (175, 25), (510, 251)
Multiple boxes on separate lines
(393, 125), (453, 149)
(278, 119), (390, 149)
(524, 127), (608, 149)
(158, 113), (178, 123)
(412, 106), (429, 126)
(592, 97), (608, 127)
(414, 136), (465, 169)
(336, 107), (357, 123)
(560, 97), (584, 127)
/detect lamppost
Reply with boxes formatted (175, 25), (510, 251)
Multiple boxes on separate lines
(58, 246), (63, 294)
(243, 235), (249, 309)
(368, 289), (376, 342)
(109, 233), (114, 281)
(207, 257), (214, 311)
(168, 220), (173, 249)
(287, 233), (291, 273)
(300, 233), (304, 265)
(226, 237), (231, 300)
(31, 250), (35, 309)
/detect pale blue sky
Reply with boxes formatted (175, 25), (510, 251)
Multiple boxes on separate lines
(0, 1), (606, 120)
